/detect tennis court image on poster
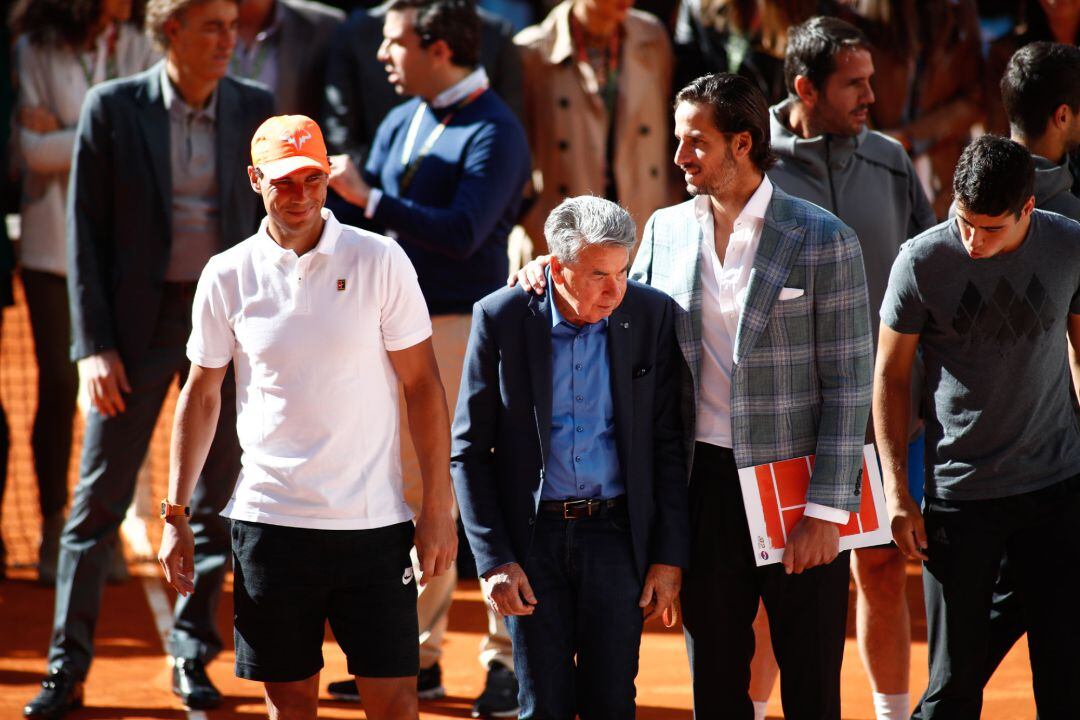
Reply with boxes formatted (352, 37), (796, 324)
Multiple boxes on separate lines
(739, 445), (891, 566)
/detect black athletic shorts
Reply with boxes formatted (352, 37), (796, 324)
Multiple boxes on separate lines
(230, 519), (419, 682)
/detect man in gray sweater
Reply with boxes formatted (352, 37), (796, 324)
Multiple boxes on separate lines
(759, 16), (936, 720)
(1001, 42), (1080, 221)
(948, 41), (1080, 228)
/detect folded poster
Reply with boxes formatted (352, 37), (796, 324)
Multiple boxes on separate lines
(739, 445), (891, 566)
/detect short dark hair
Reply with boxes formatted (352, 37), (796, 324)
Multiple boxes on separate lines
(1001, 41), (1080, 140)
(953, 135), (1035, 218)
(387, 0), (479, 68)
(675, 73), (777, 171)
(784, 15), (871, 96)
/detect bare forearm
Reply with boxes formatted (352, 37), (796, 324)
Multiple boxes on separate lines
(404, 377), (454, 512)
(873, 374), (912, 500)
(168, 386), (221, 505)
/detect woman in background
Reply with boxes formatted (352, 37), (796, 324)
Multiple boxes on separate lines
(8, 0), (156, 584)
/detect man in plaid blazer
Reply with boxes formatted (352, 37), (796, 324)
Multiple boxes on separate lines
(633, 74), (872, 720)
(633, 172), (873, 507)
(513, 72), (872, 718)
(648, 76), (868, 716)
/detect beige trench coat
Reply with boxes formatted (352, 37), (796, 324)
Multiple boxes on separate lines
(515, 1), (680, 256)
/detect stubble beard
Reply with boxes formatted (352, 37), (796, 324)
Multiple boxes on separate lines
(687, 157), (738, 199)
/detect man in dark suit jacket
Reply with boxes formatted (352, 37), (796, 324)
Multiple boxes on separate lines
(24, 2), (273, 718)
(452, 196), (689, 718)
(233, 0), (345, 116)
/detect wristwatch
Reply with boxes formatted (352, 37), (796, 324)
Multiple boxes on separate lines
(160, 500), (191, 519)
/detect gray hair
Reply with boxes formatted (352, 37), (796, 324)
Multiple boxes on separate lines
(543, 196), (636, 265)
(145, 0), (239, 52)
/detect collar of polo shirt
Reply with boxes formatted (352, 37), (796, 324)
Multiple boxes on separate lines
(258, 207), (341, 263)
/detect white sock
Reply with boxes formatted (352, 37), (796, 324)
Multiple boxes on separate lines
(872, 692), (910, 720)
(752, 700), (768, 720)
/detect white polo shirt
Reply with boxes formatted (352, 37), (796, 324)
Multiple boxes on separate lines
(187, 209), (432, 530)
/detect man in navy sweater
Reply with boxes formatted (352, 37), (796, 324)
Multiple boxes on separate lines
(328, 0), (530, 715)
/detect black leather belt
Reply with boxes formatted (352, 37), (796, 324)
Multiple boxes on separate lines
(537, 496), (627, 520)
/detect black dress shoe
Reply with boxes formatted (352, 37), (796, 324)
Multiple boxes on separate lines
(172, 658), (222, 710)
(24, 667), (84, 719)
(327, 678), (360, 701)
(471, 661), (519, 718)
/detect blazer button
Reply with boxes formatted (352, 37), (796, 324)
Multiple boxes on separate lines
(528, 516), (536, 526)
(650, 166), (659, 178)
(559, 97), (570, 108)
(639, 124), (650, 136)
(558, 184), (569, 195)
(558, 140), (569, 151)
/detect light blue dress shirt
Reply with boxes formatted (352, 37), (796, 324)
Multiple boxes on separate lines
(542, 290), (623, 500)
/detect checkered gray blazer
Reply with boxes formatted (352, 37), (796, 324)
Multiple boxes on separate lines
(630, 187), (873, 512)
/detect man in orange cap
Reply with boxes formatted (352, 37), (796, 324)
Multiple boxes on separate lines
(159, 114), (458, 720)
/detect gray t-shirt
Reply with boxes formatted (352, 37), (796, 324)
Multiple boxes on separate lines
(880, 210), (1080, 500)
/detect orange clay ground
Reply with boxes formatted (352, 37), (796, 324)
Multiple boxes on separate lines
(0, 561), (1037, 719)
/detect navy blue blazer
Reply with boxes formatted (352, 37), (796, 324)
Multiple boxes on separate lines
(451, 280), (689, 580)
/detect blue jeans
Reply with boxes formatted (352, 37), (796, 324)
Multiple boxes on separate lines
(505, 512), (644, 719)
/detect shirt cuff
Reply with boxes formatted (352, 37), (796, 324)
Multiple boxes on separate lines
(481, 561), (517, 580)
(365, 188), (383, 219)
(803, 502), (851, 525)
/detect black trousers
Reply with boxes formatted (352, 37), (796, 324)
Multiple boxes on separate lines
(914, 550), (1032, 718)
(47, 283), (241, 678)
(682, 442), (850, 720)
(913, 476), (1080, 720)
(22, 269), (79, 518)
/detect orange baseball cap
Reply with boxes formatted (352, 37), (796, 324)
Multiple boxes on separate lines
(250, 115), (331, 181)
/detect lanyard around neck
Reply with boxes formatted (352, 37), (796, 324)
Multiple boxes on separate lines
(231, 40), (270, 81)
(398, 86), (486, 194)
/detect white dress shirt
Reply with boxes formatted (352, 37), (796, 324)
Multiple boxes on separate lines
(694, 176), (849, 524)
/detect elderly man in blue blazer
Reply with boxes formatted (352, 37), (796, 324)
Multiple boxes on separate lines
(452, 196), (689, 719)
(514, 73), (873, 720)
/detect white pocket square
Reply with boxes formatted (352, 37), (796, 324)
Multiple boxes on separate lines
(778, 287), (805, 301)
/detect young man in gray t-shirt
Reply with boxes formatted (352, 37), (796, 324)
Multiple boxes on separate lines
(875, 135), (1080, 719)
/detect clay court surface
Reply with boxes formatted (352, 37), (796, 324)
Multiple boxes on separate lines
(0, 277), (1037, 718)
